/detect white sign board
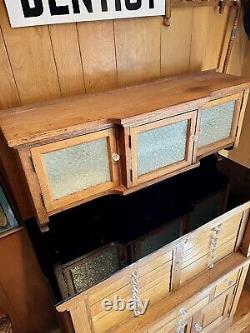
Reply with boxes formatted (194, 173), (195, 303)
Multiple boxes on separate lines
(4, 0), (166, 28)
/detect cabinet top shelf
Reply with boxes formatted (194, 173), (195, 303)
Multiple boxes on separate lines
(0, 70), (249, 148)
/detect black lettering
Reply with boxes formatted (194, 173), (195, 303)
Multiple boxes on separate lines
(49, 0), (69, 15)
(72, 0), (93, 13)
(20, 0), (43, 17)
(149, 0), (154, 8)
(125, 0), (142, 10)
(115, 0), (121, 11)
(101, 0), (108, 11)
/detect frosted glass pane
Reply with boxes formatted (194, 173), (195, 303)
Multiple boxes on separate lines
(137, 120), (188, 176)
(43, 138), (111, 199)
(198, 101), (236, 148)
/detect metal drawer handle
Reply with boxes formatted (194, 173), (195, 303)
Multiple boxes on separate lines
(131, 271), (142, 317)
(176, 308), (188, 333)
(225, 278), (234, 287)
(194, 322), (203, 332)
(208, 224), (222, 269)
(112, 153), (120, 162)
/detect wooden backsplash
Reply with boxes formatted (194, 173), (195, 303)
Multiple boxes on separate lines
(0, 0), (248, 219)
(0, 1), (247, 109)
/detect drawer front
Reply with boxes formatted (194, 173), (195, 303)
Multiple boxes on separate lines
(191, 287), (235, 333)
(197, 94), (242, 157)
(88, 248), (173, 333)
(149, 293), (210, 333)
(128, 112), (197, 186)
(31, 128), (120, 212)
(180, 211), (243, 285)
(57, 255), (250, 333)
(214, 269), (240, 298)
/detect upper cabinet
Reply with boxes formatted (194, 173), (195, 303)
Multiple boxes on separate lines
(0, 71), (249, 230)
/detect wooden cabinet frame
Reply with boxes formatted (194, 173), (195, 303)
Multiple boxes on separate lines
(30, 128), (119, 213)
(127, 111), (197, 186)
(1, 72), (249, 228)
(197, 93), (243, 159)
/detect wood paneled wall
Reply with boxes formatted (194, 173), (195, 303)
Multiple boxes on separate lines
(0, 228), (57, 333)
(0, 0), (248, 218)
(0, 2), (247, 107)
(229, 41), (250, 167)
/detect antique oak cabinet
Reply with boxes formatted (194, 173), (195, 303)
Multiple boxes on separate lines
(0, 70), (249, 231)
(30, 156), (250, 333)
(1, 70), (250, 333)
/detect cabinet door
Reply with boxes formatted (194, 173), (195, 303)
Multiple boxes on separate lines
(191, 289), (234, 333)
(129, 112), (197, 186)
(197, 94), (242, 157)
(31, 128), (119, 212)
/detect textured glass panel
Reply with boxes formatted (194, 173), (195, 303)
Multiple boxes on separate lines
(198, 101), (236, 148)
(43, 138), (111, 199)
(137, 120), (188, 176)
(70, 246), (120, 293)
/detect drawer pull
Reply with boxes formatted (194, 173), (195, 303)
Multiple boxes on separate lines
(131, 271), (142, 317)
(225, 278), (234, 287)
(112, 153), (120, 162)
(208, 224), (222, 269)
(194, 323), (203, 332)
(176, 308), (188, 333)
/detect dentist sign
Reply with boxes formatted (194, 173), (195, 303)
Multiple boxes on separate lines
(4, 0), (166, 28)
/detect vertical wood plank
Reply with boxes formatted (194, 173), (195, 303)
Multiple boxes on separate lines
(0, 27), (20, 109)
(189, 7), (210, 72)
(161, 8), (193, 77)
(227, 20), (247, 75)
(77, 21), (117, 93)
(0, 228), (57, 333)
(115, 17), (161, 86)
(202, 7), (229, 71)
(229, 42), (250, 167)
(69, 301), (92, 333)
(49, 24), (86, 97)
(0, 0), (61, 105)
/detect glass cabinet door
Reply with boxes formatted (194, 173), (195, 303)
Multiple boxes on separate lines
(197, 94), (242, 157)
(129, 112), (197, 186)
(31, 128), (119, 212)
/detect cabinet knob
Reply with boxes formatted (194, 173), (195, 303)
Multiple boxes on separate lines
(194, 323), (203, 332)
(112, 153), (120, 162)
(225, 279), (234, 287)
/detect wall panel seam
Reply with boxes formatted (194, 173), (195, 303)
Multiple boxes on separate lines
(0, 25), (21, 106)
(76, 23), (87, 93)
(48, 25), (63, 98)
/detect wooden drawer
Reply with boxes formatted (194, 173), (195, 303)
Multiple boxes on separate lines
(57, 245), (173, 333)
(110, 253), (250, 333)
(149, 294), (210, 333)
(191, 287), (235, 333)
(57, 252), (250, 333)
(179, 210), (244, 286)
(55, 205), (249, 333)
(214, 269), (240, 298)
